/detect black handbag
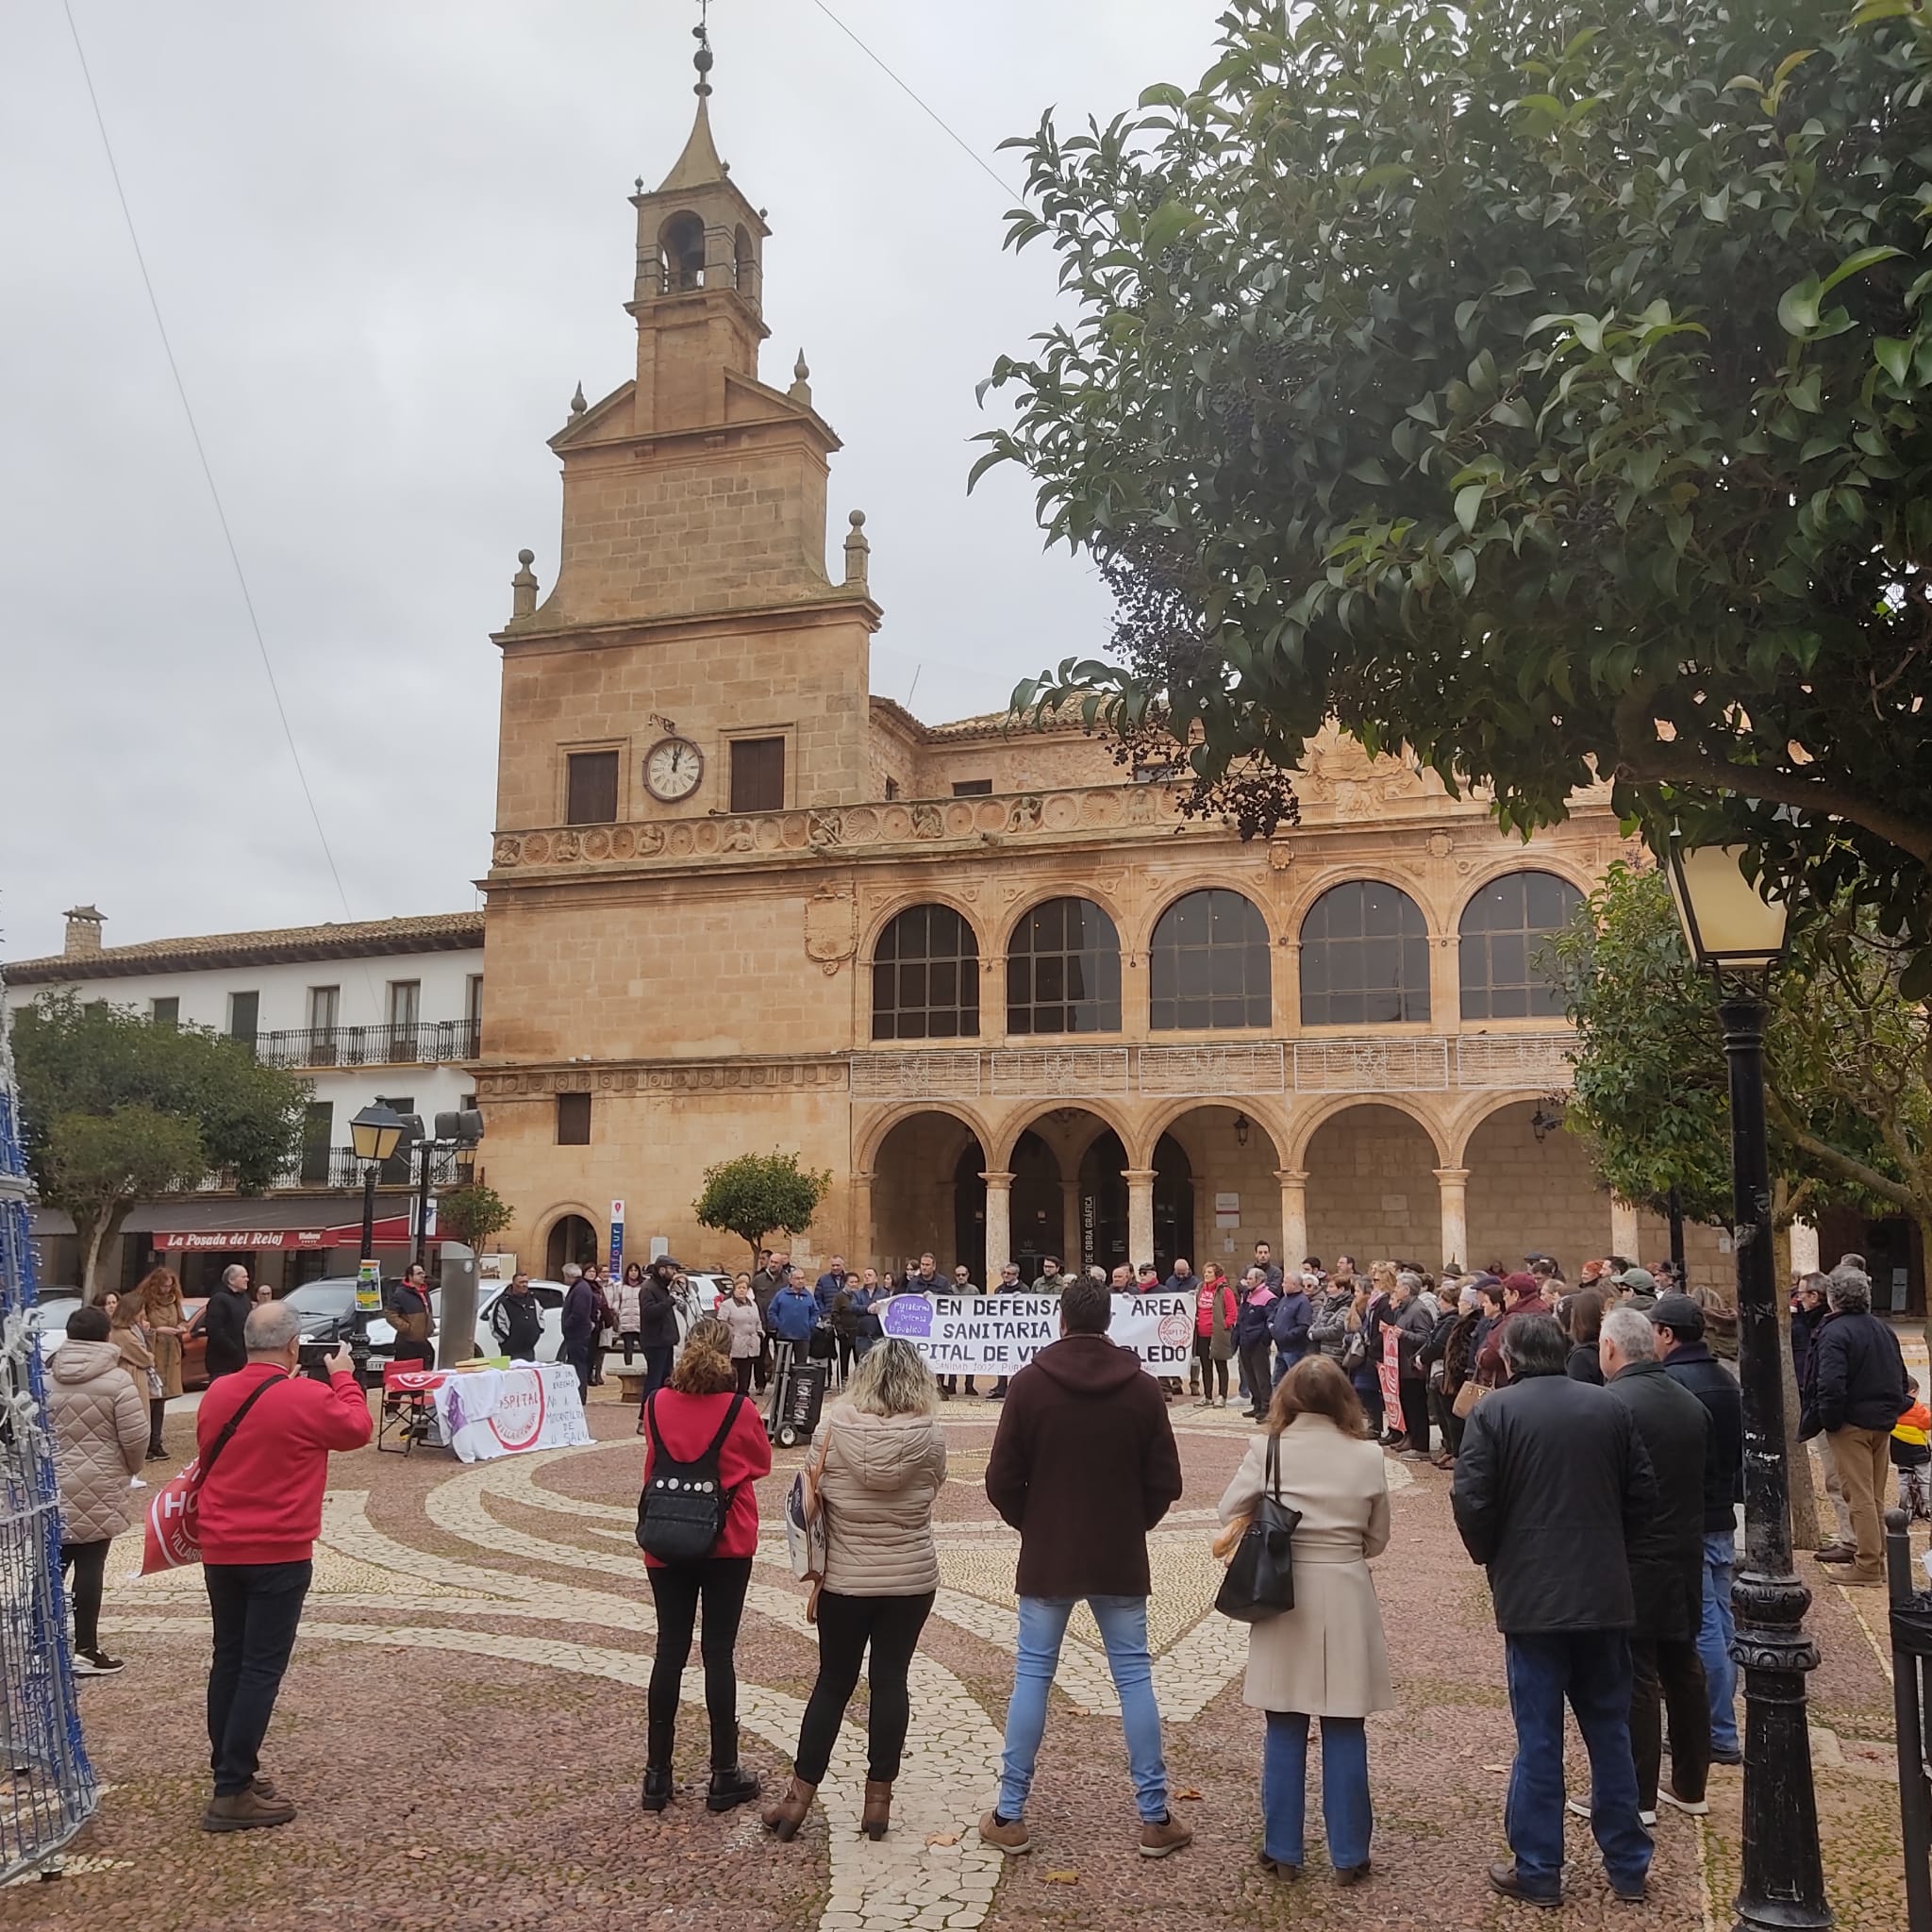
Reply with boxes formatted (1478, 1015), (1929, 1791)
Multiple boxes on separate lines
(636, 1391), (745, 1564)
(1215, 1432), (1301, 1623)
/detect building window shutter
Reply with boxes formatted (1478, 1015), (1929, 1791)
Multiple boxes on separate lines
(566, 750), (620, 824)
(228, 991), (259, 1047)
(557, 1091), (592, 1145)
(729, 738), (786, 813)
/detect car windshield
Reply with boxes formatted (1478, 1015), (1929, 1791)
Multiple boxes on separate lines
(284, 1283), (357, 1316)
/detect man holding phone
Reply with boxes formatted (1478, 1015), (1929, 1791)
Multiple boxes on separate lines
(192, 1300), (371, 1833)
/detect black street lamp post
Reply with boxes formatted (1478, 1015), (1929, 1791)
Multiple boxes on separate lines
(1662, 833), (1831, 1932)
(347, 1103), (406, 1371)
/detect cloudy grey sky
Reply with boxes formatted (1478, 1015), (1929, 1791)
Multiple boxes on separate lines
(1, 0), (1222, 962)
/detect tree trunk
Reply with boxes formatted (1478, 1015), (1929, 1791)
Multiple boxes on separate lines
(74, 1208), (111, 1302)
(1918, 1211), (1932, 1369)
(1771, 1194), (1819, 1549)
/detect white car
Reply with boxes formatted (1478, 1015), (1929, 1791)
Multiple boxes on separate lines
(27, 1293), (84, 1359)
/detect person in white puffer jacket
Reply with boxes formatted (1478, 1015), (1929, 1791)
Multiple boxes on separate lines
(48, 1303), (149, 1675)
(761, 1338), (946, 1844)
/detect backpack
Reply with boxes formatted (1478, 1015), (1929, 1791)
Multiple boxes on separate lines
(635, 1391), (746, 1564)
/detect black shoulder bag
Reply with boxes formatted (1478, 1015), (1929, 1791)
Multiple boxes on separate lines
(1214, 1431), (1301, 1623)
(636, 1391), (747, 1564)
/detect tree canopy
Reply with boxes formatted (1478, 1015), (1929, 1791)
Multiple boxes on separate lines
(436, 1182), (514, 1253)
(12, 994), (307, 1293)
(693, 1151), (832, 1272)
(978, 0), (1932, 973)
(1552, 862), (1932, 1259)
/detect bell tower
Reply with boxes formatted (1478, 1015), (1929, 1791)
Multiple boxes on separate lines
(624, 18), (770, 434)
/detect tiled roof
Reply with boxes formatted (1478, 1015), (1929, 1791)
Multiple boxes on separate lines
(867, 696), (1091, 743)
(5, 910), (484, 984)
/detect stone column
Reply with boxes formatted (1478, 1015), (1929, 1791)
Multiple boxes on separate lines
(1275, 1168), (1309, 1268)
(1060, 1178), (1082, 1273)
(1610, 1196), (1641, 1263)
(1434, 1166), (1471, 1273)
(850, 1169), (874, 1271)
(1124, 1169), (1158, 1270)
(981, 1172), (1015, 1281)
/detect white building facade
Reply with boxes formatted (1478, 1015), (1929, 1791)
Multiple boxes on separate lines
(5, 906), (484, 1293)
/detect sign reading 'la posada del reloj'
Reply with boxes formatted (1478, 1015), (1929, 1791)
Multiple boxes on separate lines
(880, 1292), (1194, 1375)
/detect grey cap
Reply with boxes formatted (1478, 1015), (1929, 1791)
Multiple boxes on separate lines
(1616, 1266), (1657, 1293)
(1649, 1291), (1705, 1338)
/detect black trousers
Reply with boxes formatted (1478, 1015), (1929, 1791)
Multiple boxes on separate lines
(147, 1397), (167, 1457)
(1397, 1377), (1431, 1454)
(646, 1557), (753, 1771)
(1239, 1341), (1273, 1417)
(205, 1559), (312, 1795)
(734, 1357), (757, 1396)
(620, 1328), (641, 1366)
(1631, 1634), (1709, 1808)
(792, 1590), (936, 1785)
(642, 1344), (675, 1397)
(1428, 1381), (1463, 1457)
(59, 1540), (109, 1655)
(1193, 1336), (1229, 1398)
(562, 1339), (592, 1398)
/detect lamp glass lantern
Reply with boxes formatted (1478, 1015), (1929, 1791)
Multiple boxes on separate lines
(348, 1102), (406, 1165)
(1661, 835), (1790, 974)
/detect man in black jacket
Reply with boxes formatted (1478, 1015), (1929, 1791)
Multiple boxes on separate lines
(1800, 1264), (1909, 1586)
(1452, 1313), (1656, 1908)
(1601, 1307), (1712, 1821)
(1652, 1293), (1745, 1763)
(488, 1273), (544, 1361)
(201, 1264), (253, 1382)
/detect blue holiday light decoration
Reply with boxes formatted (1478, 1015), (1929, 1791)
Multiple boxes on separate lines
(0, 971), (96, 1879)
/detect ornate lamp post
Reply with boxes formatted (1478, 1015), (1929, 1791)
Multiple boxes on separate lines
(347, 1103), (406, 1366)
(1660, 832), (1830, 1932)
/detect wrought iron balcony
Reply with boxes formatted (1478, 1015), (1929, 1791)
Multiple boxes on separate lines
(252, 1019), (480, 1070)
(194, 1144), (475, 1193)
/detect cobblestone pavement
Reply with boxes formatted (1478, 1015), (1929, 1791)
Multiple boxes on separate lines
(5, 1384), (1911, 1929)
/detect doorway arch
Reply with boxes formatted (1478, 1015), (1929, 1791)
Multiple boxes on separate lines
(544, 1213), (599, 1277)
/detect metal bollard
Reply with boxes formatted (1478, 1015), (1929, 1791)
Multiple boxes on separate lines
(1887, 1506), (1932, 1932)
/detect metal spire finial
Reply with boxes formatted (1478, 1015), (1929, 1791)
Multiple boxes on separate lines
(692, 0), (714, 98)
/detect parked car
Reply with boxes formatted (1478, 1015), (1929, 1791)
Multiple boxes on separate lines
(478, 1280), (567, 1362)
(28, 1293), (83, 1359)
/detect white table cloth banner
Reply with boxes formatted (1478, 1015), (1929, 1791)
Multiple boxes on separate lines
(387, 1362), (591, 1461)
(878, 1291), (1193, 1376)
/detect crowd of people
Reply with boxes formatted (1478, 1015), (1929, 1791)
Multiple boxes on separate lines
(39, 1225), (1917, 1900)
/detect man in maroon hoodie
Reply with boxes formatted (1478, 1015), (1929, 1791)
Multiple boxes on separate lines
(979, 1275), (1189, 1859)
(194, 1299), (372, 1832)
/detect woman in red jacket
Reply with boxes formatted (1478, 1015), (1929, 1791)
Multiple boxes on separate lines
(1192, 1265), (1241, 1409)
(640, 1315), (772, 1814)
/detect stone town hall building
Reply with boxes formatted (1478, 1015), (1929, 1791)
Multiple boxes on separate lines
(471, 72), (1668, 1289)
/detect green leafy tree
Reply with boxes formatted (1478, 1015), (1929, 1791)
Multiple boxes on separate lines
(436, 1181), (514, 1253)
(978, 0), (1932, 972)
(1555, 863), (1932, 1318)
(12, 994), (308, 1294)
(694, 1151), (832, 1272)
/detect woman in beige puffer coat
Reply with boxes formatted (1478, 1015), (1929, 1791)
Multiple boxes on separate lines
(48, 1305), (148, 1674)
(763, 1337), (946, 1843)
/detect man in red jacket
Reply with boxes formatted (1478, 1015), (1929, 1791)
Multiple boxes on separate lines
(195, 1299), (372, 1832)
(980, 1275), (1189, 1859)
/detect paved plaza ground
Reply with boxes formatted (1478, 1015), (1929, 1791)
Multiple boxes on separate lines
(8, 1381), (1914, 1931)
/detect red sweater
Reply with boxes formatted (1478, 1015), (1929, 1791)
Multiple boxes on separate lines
(195, 1364), (372, 1564)
(639, 1389), (772, 1567)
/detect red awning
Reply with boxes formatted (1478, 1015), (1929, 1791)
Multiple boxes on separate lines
(154, 1213), (423, 1253)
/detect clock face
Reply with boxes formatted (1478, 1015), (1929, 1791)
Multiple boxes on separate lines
(643, 737), (704, 803)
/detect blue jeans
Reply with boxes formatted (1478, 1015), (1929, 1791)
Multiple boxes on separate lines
(1262, 1711), (1371, 1870)
(1700, 1528), (1740, 1754)
(1503, 1632), (1652, 1899)
(998, 1595), (1168, 1823)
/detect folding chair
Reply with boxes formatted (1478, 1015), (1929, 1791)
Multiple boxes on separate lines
(377, 1360), (438, 1454)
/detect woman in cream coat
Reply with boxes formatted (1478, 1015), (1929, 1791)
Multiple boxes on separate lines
(1217, 1353), (1391, 1885)
(764, 1338), (947, 1844)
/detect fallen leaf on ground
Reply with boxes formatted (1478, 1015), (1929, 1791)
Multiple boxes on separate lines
(1481, 1763), (1509, 1774)
(1041, 1869), (1079, 1884)
(925, 1833), (959, 1847)
(1174, 1787), (1204, 1801)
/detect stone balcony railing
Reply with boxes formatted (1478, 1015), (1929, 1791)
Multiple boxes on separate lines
(846, 1032), (1574, 1101)
(490, 786), (1192, 874)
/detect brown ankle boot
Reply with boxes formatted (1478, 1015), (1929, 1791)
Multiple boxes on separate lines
(862, 1779), (892, 1840)
(760, 1775), (816, 1841)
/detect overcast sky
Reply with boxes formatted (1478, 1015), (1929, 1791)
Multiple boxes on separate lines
(1, 0), (1223, 963)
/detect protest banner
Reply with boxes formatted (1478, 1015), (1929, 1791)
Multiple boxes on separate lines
(1378, 1325), (1403, 1421)
(878, 1291), (1192, 1376)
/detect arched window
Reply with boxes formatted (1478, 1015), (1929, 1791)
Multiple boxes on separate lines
(1459, 870), (1584, 1019)
(1007, 897), (1122, 1035)
(1299, 881), (1430, 1024)
(1149, 890), (1272, 1031)
(872, 905), (979, 1041)
(733, 224), (759, 307)
(660, 211), (706, 291)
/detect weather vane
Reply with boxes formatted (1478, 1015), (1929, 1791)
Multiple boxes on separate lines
(692, 0), (714, 98)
